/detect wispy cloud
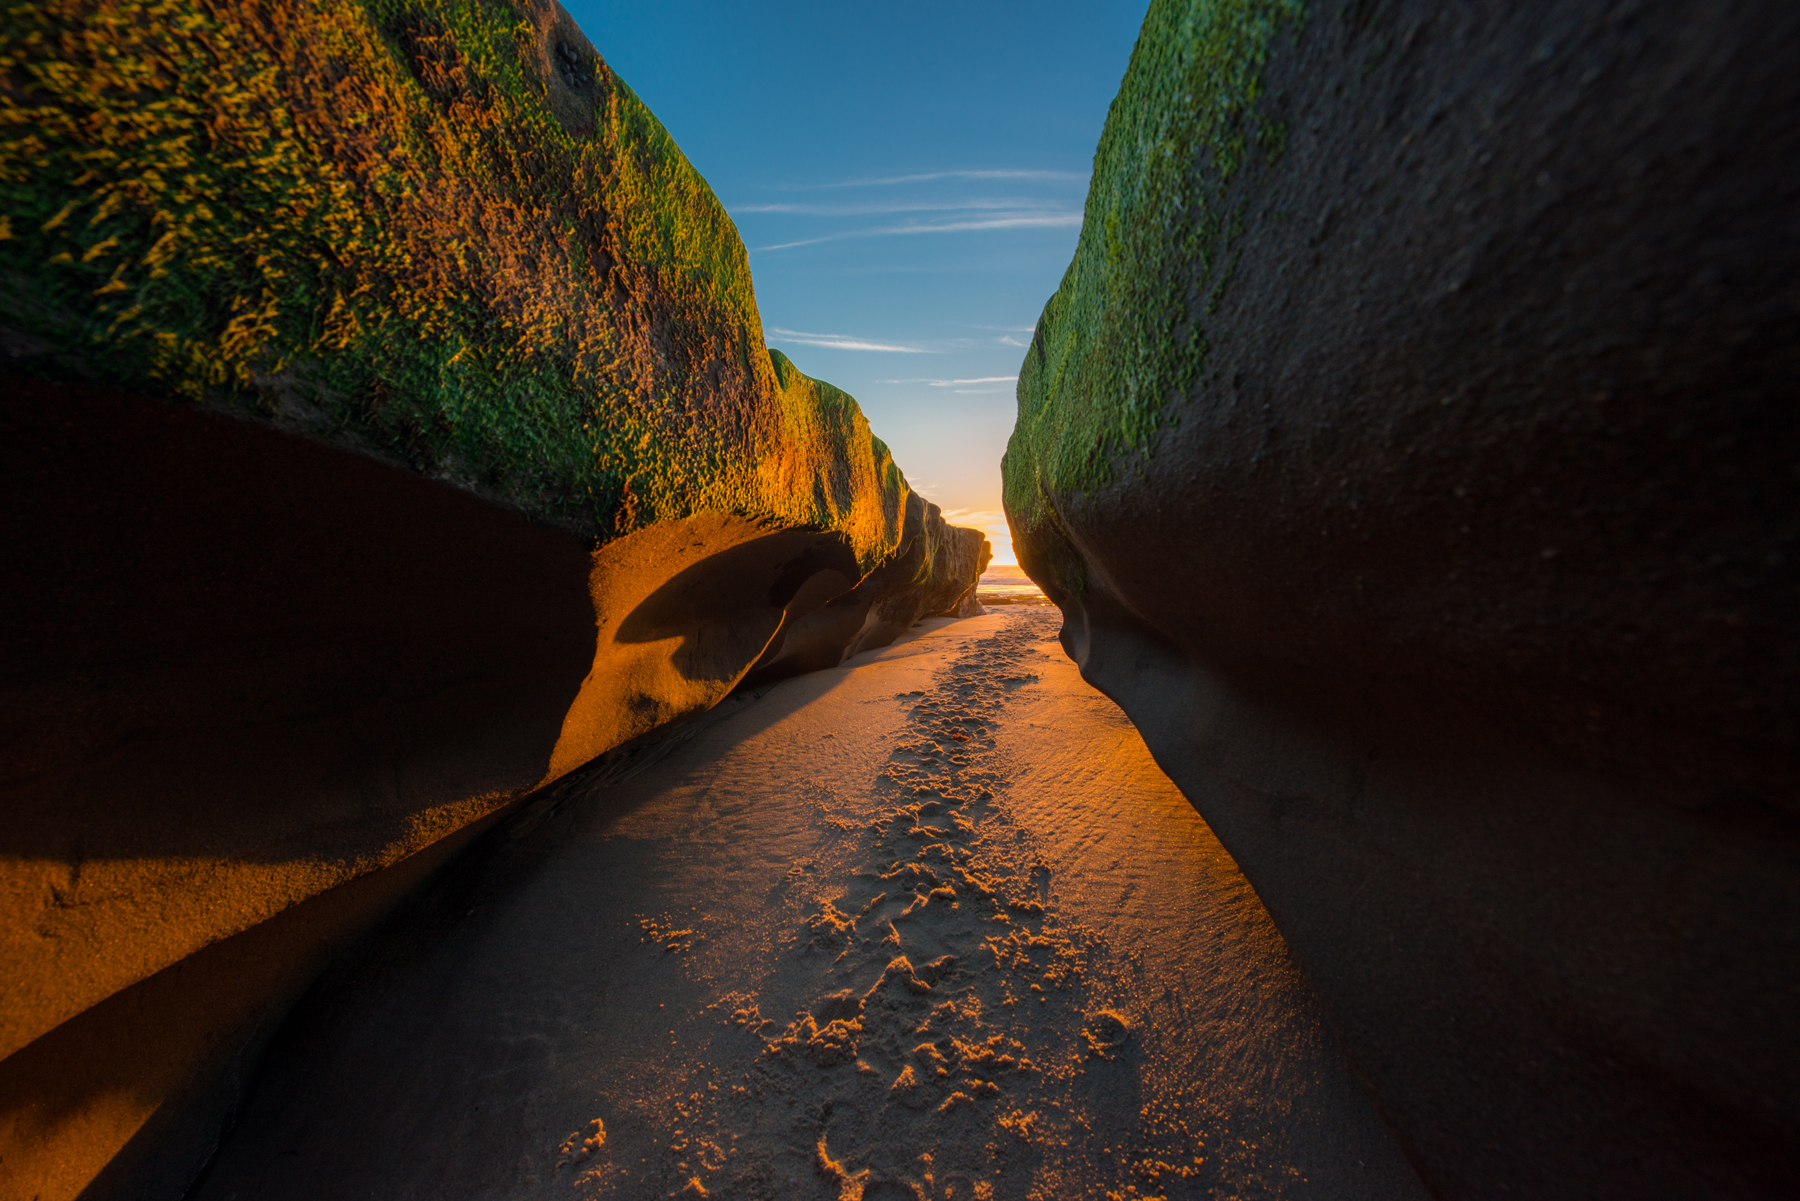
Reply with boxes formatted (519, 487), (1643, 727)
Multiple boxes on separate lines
(734, 198), (1064, 216)
(823, 169), (1087, 188)
(877, 376), (1018, 386)
(766, 327), (933, 353)
(757, 213), (1081, 252)
(876, 375), (1018, 393)
(942, 507), (1009, 528)
(947, 323), (1037, 347)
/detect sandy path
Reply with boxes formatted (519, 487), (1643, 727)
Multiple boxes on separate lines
(198, 610), (1424, 1201)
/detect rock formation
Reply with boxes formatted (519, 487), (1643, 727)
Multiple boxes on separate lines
(0, 3), (983, 1197)
(1004, 0), (1799, 1197)
(739, 485), (994, 690)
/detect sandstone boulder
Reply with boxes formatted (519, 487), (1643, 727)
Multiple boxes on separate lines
(738, 491), (993, 690)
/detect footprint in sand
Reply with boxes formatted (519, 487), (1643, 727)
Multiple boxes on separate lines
(190, 609), (1426, 1201)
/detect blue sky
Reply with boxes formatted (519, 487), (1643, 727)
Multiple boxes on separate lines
(564, 0), (1149, 563)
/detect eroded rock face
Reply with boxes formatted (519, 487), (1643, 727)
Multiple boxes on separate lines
(1005, 1), (1799, 1197)
(0, 376), (911, 1200)
(0, 3), (984, 1197)
(740, 493), (994, 689)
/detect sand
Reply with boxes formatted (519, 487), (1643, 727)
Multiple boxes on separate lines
(197, 609), (1425, 1200)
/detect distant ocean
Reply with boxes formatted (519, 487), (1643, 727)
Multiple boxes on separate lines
(977, 564), (1046, 599)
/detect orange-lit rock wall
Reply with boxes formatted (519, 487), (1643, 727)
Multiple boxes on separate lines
(0, 372), (984, 1199)
(0, 0), (994, 1191)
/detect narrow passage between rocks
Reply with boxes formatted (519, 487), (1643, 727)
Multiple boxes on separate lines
(196, 610), (1425, 1201)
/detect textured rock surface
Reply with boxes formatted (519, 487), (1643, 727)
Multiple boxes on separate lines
(741, 492), (994, 690)
(1005, 1), (1799, 1197)
(0, 2), (984, 1196)
(0, 0), (903, 558)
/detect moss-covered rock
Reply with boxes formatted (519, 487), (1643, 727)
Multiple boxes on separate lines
(1003, 0), (1302, 567)
(1005, 0), (1800, 1196)
(0, 0), (905, 564)
(738, 491), (993, 689)
(0, 6), (988, 1198)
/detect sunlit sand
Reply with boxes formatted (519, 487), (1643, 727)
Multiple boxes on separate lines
(199, 610), (1422, 1200)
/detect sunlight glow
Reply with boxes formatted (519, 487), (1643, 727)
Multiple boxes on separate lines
(941, 507), (1017, 567)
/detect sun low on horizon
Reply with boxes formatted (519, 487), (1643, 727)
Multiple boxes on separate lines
(939, 508), (1019, 570)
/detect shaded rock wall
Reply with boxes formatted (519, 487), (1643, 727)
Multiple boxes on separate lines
(1004, 1), (1799, 1197)
(0, 374), (925, 1199)
(1, 375), (590, 1197)
(0, 2), (986, 1197)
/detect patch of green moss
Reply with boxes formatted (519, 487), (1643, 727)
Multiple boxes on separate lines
(765, 348), (908, 567)
(0, 0), (906, 568)
(1002, 0), (1305, 555)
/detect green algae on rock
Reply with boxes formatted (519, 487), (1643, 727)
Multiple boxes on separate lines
(1001, 0), (1800, 1196)
(0, 5), (991, 1199)
(1003, 0), (1304, 570)
(0, 0), (904, 564)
